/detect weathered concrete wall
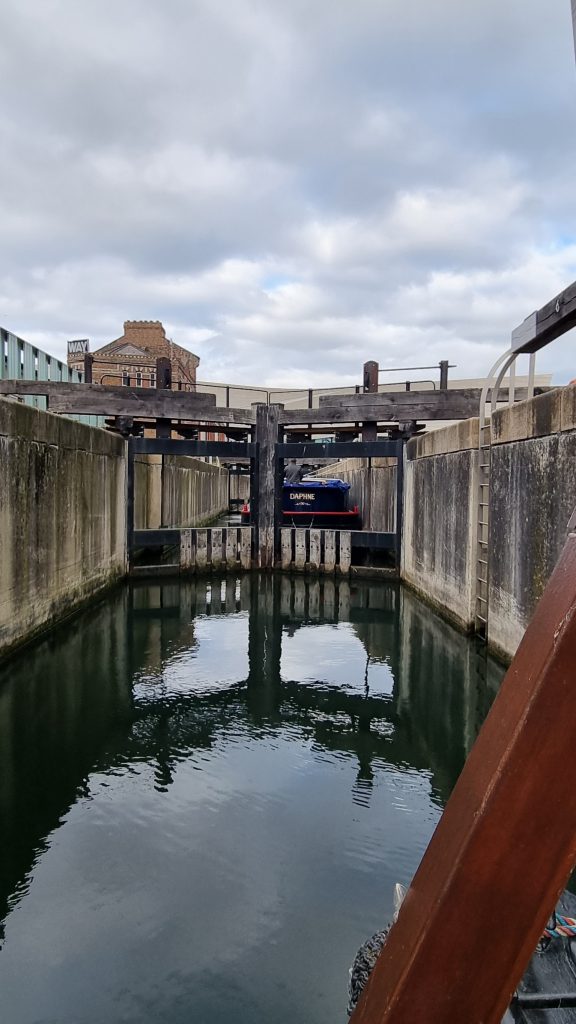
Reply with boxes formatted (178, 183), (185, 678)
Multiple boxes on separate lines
(488, 386), (576, 660)
(315, 458), (396, 529)
(0, 399), (126, 658)
(134, 454), (162, 530)
(229, 472), (250, 505)
(400, 388), (576, 659)
(401, 420), (479, 631)
(135, 454), (229, 529)
(162, 456), (228, 526)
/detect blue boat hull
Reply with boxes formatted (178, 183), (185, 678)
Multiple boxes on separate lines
(241, 479), (361, 527)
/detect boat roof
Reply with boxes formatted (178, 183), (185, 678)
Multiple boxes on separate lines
(283, 478), (350, 491)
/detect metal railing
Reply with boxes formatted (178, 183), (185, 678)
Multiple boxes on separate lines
(87, 373), (443, 410)
(192, 376), (446, 410)
(0, 327), (103, 427)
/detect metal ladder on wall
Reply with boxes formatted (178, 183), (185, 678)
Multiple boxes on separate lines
(474, 352), (536, 639)
(475, 417), (491, 637)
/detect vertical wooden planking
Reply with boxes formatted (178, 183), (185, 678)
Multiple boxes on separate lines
(196, 529), (208, 570)
(339, 531), (351, 573)
(126, 440), (135, 566)
(309, 529), (321, 570)
(255, 403), (282, 568)
(226, 528), (237, 568)
(211, 527), (223, 569)
(295, 528), (306, 569)
(324, 530), (336, 572)
(395, 438), (404, 569)
(281, 528), (293, 569)
(180, 529), (193, 570)
(240, 527), (252, 569)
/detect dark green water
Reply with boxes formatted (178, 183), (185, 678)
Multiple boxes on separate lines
(0, 575), (504, 1024)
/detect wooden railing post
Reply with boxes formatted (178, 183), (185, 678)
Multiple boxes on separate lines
(363, 360), (379, 393)
(351, 516), (576, 1024)
(439, 359), (449, 390)
(254, 403), (282, 568)
(394, 439), (404, 569)
(155, 356), (172, 445)
(156, 356), (172, 390)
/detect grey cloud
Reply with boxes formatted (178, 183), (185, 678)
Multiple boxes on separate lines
(0, 0), (575, 387)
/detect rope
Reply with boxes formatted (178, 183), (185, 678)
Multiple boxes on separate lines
(348, 911), (576, 1016)
(543, 914), (576, 939)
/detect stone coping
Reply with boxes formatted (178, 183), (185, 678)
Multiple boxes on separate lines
(315, 457), (397, 473)
(491, 386), (573, 445)
(407, 385), (575, 456)
(407, 418), (479, 459)
(0, 396), (125, 455)
(135, 453), (227, 472)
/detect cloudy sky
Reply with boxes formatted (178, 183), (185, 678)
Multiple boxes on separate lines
(1, 0), (575, 388)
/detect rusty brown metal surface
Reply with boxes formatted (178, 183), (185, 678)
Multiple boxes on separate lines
(350, 529), (576, 1024)
(363, 360), (379, 393)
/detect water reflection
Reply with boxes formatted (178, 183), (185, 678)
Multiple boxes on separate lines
(0, 574), (503, 1024)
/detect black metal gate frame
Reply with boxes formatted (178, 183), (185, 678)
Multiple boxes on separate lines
(127, 435), (405, 567)
(126, 437), (257, 556)
(276, 439), (405, 566)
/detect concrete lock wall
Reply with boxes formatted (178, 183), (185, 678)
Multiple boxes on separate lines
(229, 472), (250, 505)
(0, 398), (126, 658)
(135, 454), (228, 529)
(400, 386), (576, 661)
(134, 454), (162, 529)
(488, 386), (576, 660)
(4, 382), (575, 667)
(401, 420), (480, 631)
(315, 458), (397, 529)
(162, 456), (228, 527)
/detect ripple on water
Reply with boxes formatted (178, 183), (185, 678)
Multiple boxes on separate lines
(0, 577), (503, 1024)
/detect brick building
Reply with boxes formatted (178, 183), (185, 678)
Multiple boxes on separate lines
(67, 320), (199, 389)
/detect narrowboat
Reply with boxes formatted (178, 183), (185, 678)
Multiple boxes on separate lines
(504, 889), (576, 1022)
(241, 478), (360, 527)
(348, 887), (576, 1022)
